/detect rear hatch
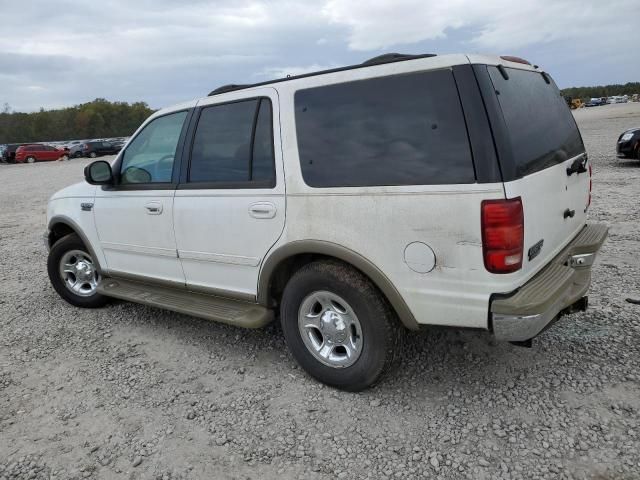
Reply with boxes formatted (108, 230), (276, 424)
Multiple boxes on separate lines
(483, 65), (590, 278)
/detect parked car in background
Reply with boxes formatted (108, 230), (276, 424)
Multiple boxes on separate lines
(2, 144), (22, 163)
(81, 141), (123, 158)
(15, 144), (67, 163)
(586, 98), (603, 107)
(68, 143), (86, 158)
(617, 128), (640, 160)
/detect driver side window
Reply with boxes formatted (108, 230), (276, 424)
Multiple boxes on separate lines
(120, 111), (188, 184)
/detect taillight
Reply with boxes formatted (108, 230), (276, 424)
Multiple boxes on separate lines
(588, 163), (592, 208)
(481, 198), (524, 274)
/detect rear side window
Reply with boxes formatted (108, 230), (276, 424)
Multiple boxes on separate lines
(488, 67), (585, 177)
(294, 69), (475, 187)
(188, 98), (275, 186)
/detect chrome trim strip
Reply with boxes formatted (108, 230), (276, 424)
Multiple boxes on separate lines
(101, 242), (177, 258)
(178, 250), (260, 267)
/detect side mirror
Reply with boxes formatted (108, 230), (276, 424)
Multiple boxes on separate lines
(84, 160), (113, 185)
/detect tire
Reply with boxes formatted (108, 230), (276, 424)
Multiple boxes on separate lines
(47, 234), (109, 308)
(280, 260), (399, 391)
(61, 154), (69, 161)
(74, 152), (83, 158)
(89, 152), (97, 158)
(26, 156), (36, 164)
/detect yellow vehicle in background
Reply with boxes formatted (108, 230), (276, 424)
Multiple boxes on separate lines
(570, 98), (584, 109)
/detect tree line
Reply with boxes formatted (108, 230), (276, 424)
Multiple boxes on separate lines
(0, 99), (155, 144)
(561, 82), (640, 100)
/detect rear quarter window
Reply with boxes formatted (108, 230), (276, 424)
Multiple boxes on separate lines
(294, 69), (476, 187)
(487, 67), (585, 178)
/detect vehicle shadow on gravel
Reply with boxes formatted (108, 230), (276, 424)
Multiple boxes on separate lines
(615, 160), (640, 168)
(105, 299), (547, 395)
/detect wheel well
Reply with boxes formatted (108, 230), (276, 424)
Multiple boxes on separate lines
(267, 253), (325, 306)
(264, 253), (415, 330)
(48, 222), (76, 248)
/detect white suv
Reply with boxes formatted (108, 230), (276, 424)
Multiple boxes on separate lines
(45, 53), (607, 391)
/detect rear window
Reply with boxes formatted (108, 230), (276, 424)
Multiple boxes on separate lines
(488, 67), (584, 177)
(294, 69), (475, 187)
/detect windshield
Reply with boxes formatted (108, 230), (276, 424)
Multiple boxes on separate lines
(488, 67), (585, 178)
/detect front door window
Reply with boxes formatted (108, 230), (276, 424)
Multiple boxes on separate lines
(120, 111), (187, 184)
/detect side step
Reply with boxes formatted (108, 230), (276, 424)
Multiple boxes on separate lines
(97, 278), (273, 328)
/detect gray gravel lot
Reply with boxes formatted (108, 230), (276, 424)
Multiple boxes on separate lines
(1, 103), (640, 479)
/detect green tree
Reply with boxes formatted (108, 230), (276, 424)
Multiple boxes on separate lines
(0, 99), (155, 144)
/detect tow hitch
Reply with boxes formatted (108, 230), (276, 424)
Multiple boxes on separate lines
(509, 296), (589, 349)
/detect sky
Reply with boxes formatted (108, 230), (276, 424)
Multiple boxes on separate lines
(1, 0), (639, 112)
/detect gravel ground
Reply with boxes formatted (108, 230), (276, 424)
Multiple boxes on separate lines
(1, 103), (639, 480)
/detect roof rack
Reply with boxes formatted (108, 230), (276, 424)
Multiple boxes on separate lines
(207, 52), (437, 96)
(210, 84), (251, 95)
(361, 53), (435, 65)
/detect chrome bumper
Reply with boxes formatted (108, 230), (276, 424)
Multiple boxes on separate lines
(491, 224), (608, 342)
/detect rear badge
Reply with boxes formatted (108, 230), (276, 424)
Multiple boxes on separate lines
(528, 239), (544, 262)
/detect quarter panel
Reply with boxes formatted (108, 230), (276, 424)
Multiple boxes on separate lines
(278, 186), (505, 328)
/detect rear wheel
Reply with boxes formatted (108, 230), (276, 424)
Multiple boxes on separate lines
(74, 152), (83, 158)
(47, 234), (109, 308)
(26, 156), (36, 164)
(280, 261), (399, 391)
(89, 152), (97, 158)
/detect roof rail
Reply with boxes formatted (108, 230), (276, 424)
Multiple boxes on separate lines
(207, 52), (438, 97)
(362, 53), (435, 65)
(208, 84), (250, 96)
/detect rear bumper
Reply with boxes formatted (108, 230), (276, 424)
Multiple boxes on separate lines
(616, 140), (635, 157)
(491, 224), (608, 342)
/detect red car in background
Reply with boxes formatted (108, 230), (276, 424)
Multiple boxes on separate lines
(15, 144), (68, 163)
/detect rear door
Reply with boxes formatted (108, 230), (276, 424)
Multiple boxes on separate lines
(173, 89), (285, 299)
(479, 65), (590, 277)
(45, 145), (59, 161)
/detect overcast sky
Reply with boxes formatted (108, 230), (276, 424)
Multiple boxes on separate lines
(1, 0), (639, 112)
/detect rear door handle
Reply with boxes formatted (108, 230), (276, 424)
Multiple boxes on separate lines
(249, 202), (276, 219)
(144, 201), (163, 215)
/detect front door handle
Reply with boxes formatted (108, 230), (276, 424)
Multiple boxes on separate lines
(249, 202), (276, 219)
(144, 201), (163, 215)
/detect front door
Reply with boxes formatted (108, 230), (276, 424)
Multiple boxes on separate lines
(93, 110), (190, 285)
(173, 90), (285, 299)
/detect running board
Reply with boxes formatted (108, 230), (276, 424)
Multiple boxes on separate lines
(97, 278), (273, 328)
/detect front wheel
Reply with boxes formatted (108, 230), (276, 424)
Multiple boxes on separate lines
(89, 152), (97, 158)
(26, 156), (36, 163)
(47, 234), (109, 308)
(280, 261), (399, 391)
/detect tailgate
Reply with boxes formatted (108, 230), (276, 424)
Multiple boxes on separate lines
(503, 154), (590, 277)
(479, 64), (591, 278)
